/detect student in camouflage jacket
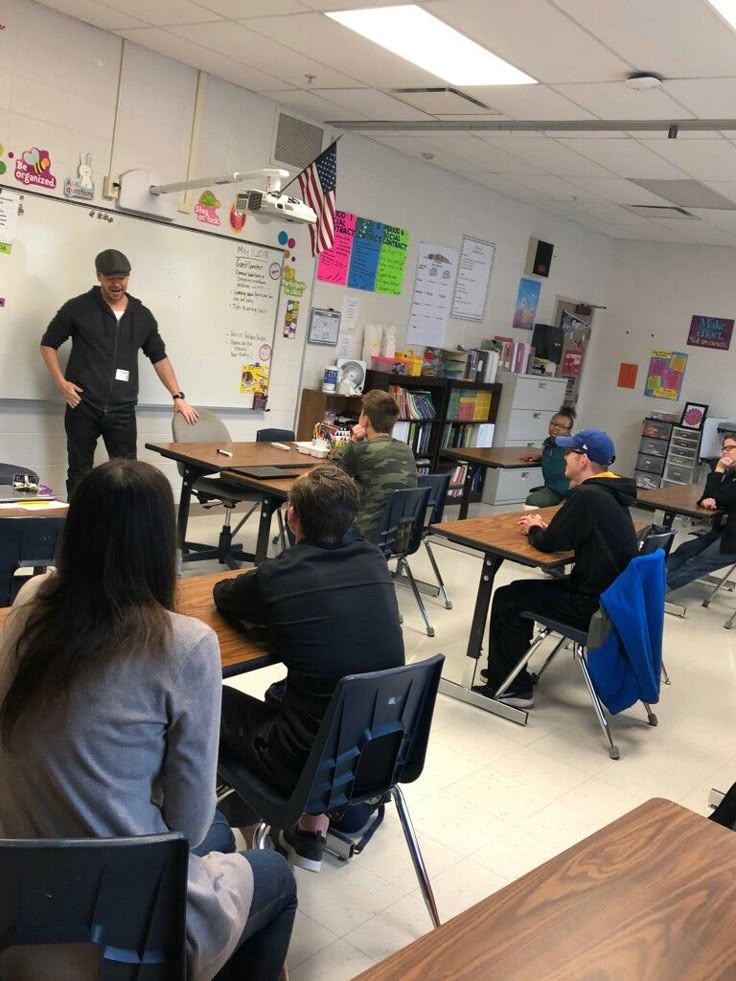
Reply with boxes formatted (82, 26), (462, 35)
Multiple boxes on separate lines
(333, 389), (417, 543)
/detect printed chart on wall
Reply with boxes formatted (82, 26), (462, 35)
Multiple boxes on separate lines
(406, 242), (459, 347)
(451, 235), (496, 322)
(645, 350), (688, 401)
(316, 209), (409, 294)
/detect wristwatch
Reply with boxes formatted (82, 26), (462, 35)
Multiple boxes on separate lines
(172, 392), (186, 400)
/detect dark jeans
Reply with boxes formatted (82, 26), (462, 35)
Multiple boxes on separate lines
(194, 810), (297, 981)
(486, 579), (600, 693)
(666, 529), (736, 592)
(65, 400), (137, 497)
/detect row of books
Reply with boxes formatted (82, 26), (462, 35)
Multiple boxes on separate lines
(447, 463), (484, 498)
(440, 422), (495, 449)
(463, 348), (500, 384)
(447, 389), (493, 422)
(392, 420), (433, 455)
(482, 337), (536, 374)
(389, 385), (437, 420)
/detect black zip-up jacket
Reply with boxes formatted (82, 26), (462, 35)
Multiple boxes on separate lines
(41, 287), (167, 410)
(699, 468), (736, 553)
(528, 474), (639, 597)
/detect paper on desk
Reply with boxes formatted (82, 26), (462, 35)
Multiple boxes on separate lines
(16, 500), (68, 510)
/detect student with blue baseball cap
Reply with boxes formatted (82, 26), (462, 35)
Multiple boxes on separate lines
(475, 427), (638, 709)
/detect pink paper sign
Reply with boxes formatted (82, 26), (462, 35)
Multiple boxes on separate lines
(316, 210), (356, 285)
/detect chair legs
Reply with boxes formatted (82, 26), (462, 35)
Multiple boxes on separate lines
(392, 785), (440, 929)
(494, 626), (552, 698)
(702, 564), (736, 608)
(423, 540), (452, 609)
(254, 822), (270, 850)
(397, 558), (435, 638)
(726, 609), (736, 630)
(575, 645), (620, 760)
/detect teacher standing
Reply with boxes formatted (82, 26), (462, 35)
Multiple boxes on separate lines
(40, 249), (198, 497)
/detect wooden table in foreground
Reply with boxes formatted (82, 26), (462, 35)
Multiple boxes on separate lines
(637, 482), (718, 526)
(441, 447), (538, 519)
(356, 798), (736, 981)
(430, 507), (571, 723)
(145, 440), (312, 566)
(0, 570), (273, 679)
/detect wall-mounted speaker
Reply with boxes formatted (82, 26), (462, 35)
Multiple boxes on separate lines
(525, 238), (554, 278)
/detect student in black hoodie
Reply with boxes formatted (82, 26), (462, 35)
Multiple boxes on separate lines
(666, 433), (736, 593)
(40, 249), (198, 497)
(475, 429), (638, 708)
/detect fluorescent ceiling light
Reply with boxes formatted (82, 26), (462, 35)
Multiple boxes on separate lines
(326, 5), (537, 87)
(708, 0), (736, 29)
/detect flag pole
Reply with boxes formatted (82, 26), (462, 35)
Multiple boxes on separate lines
(282, 134), (342, 193)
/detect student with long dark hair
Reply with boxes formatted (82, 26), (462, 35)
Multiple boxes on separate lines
(0, 459), (296, 981)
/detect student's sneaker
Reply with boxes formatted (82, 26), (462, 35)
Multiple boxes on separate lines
(472, 684), (535, 709)
(276, 826), (326, 873)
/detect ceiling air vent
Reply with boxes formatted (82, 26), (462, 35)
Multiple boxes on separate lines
(627, 205), (697, 220)
(273, 112), (325, 170)
(391, 87), (497, 115)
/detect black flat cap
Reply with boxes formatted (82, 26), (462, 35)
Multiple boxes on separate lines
(95, 249), (131, 275)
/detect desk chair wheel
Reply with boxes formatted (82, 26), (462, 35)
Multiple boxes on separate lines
(444, 601), (453, 610)
(609, 745), (620, 760)
(427, 626), (435, 638)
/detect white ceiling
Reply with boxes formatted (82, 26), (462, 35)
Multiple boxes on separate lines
(36, 0), (736, 246)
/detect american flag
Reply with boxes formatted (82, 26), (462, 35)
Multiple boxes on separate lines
(297, 141), (337, 256)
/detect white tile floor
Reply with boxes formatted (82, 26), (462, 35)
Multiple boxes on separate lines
(183, 501), (736, 979)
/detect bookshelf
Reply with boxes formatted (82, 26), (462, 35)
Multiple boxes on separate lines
(295, 389), (363, 441)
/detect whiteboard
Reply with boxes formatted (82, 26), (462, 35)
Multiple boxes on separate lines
(0, 189), (284, 409)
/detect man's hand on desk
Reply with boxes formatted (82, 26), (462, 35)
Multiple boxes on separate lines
(521, 454), (542, 463)
(701, 497), (718, 510)
(518, 513), (548, 534)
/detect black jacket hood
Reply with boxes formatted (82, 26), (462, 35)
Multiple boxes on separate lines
(580, 474), (638, 508)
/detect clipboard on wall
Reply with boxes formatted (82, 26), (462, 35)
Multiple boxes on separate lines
(308, 307), (341, 346)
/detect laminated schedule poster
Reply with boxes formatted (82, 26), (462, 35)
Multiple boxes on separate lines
(406, 242), (459, 348)
(645, 350), (688, 400)
(451, 235), (496, 322)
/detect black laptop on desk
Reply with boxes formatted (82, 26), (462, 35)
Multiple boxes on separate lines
(228, 466), (301, 479)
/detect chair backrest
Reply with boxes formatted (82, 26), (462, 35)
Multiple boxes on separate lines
(417, 473), (451, 527)
(639, 528), (676, 557)
(0, 517), (65, 606)
(256, 429), (295, 442)
(0, 464), (40, 487)
(0, 833), (188, 981)
(172, 408), (231, 477)
(294, 654), (445, 818)
(375, 486), (431, 559)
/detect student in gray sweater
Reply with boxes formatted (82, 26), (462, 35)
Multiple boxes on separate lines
(0, 460), (296, 981)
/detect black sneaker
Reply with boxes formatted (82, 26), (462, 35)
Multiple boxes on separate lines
(472, 684), (534, 709)
(276, 826), (326, 873)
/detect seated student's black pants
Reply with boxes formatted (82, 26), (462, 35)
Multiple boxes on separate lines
(486, 579), (600, 694)
(65, 401), (137, 497)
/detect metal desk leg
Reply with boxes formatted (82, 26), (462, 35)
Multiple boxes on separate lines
(177, 466), (196, 548)
(255, 495), (280, 565)
(437, 553), (529, 725)
(458, 464), (480, 521)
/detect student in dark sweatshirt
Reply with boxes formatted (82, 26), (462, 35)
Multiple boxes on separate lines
(475, 429), (638, 708)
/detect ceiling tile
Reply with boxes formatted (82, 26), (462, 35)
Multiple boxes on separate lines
(299, 0), (410, 7)
(558, 138), (688, 179)
(387, 89), (499, 116)
(263, 88), (369, 121)
(118, 27), (288, 89)
(506, 174), (583, 200)
(627, 129), (722, 140)
(200, 0), (306, 15)
(551, 81), (693, 120)
(105, 0), (217, 26)
(554, 0), (736, 78)
(415, 134), (540, 172)
(663, 78), (736, 118)
(483, 137), (614, 177)
(462, 84), (595, 120)
(168, 20), (358, 87)
(244, 13), (444, 88)
(640, 139), (736, 181)
(314, 88), (432, 120)
(704, 182), (736, 204)
(563, 176), (676, 206)
(37, 0), (147, 29)
(425, 0), (633, 83)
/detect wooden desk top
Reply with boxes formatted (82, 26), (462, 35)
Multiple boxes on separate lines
(637, 482), (716, 519)
(0, 570), (273, 678)
(356, 798), (736, 981)
(441, 447), (540, 469)
(431, 507), (572, 568)
(0, 504), (68, 518)
(145, 440), (313, 474)
(220, 469), (302, 500)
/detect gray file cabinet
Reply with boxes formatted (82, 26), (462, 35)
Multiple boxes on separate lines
(482, 371), (568, 505)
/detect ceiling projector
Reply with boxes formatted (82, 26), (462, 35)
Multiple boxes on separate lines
(235, 189), (316, 225)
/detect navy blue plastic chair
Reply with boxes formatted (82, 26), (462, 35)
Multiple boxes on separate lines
(218, 654), (445, 929)
(0, 516), (65, 607)
(375, 486), (434, 636)
(0, 832), (188, 981)
(417, 473), (453, 610)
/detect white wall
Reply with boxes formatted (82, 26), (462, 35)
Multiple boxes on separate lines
(1, 0), (615, 494)
(582, 240), (736, 476)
